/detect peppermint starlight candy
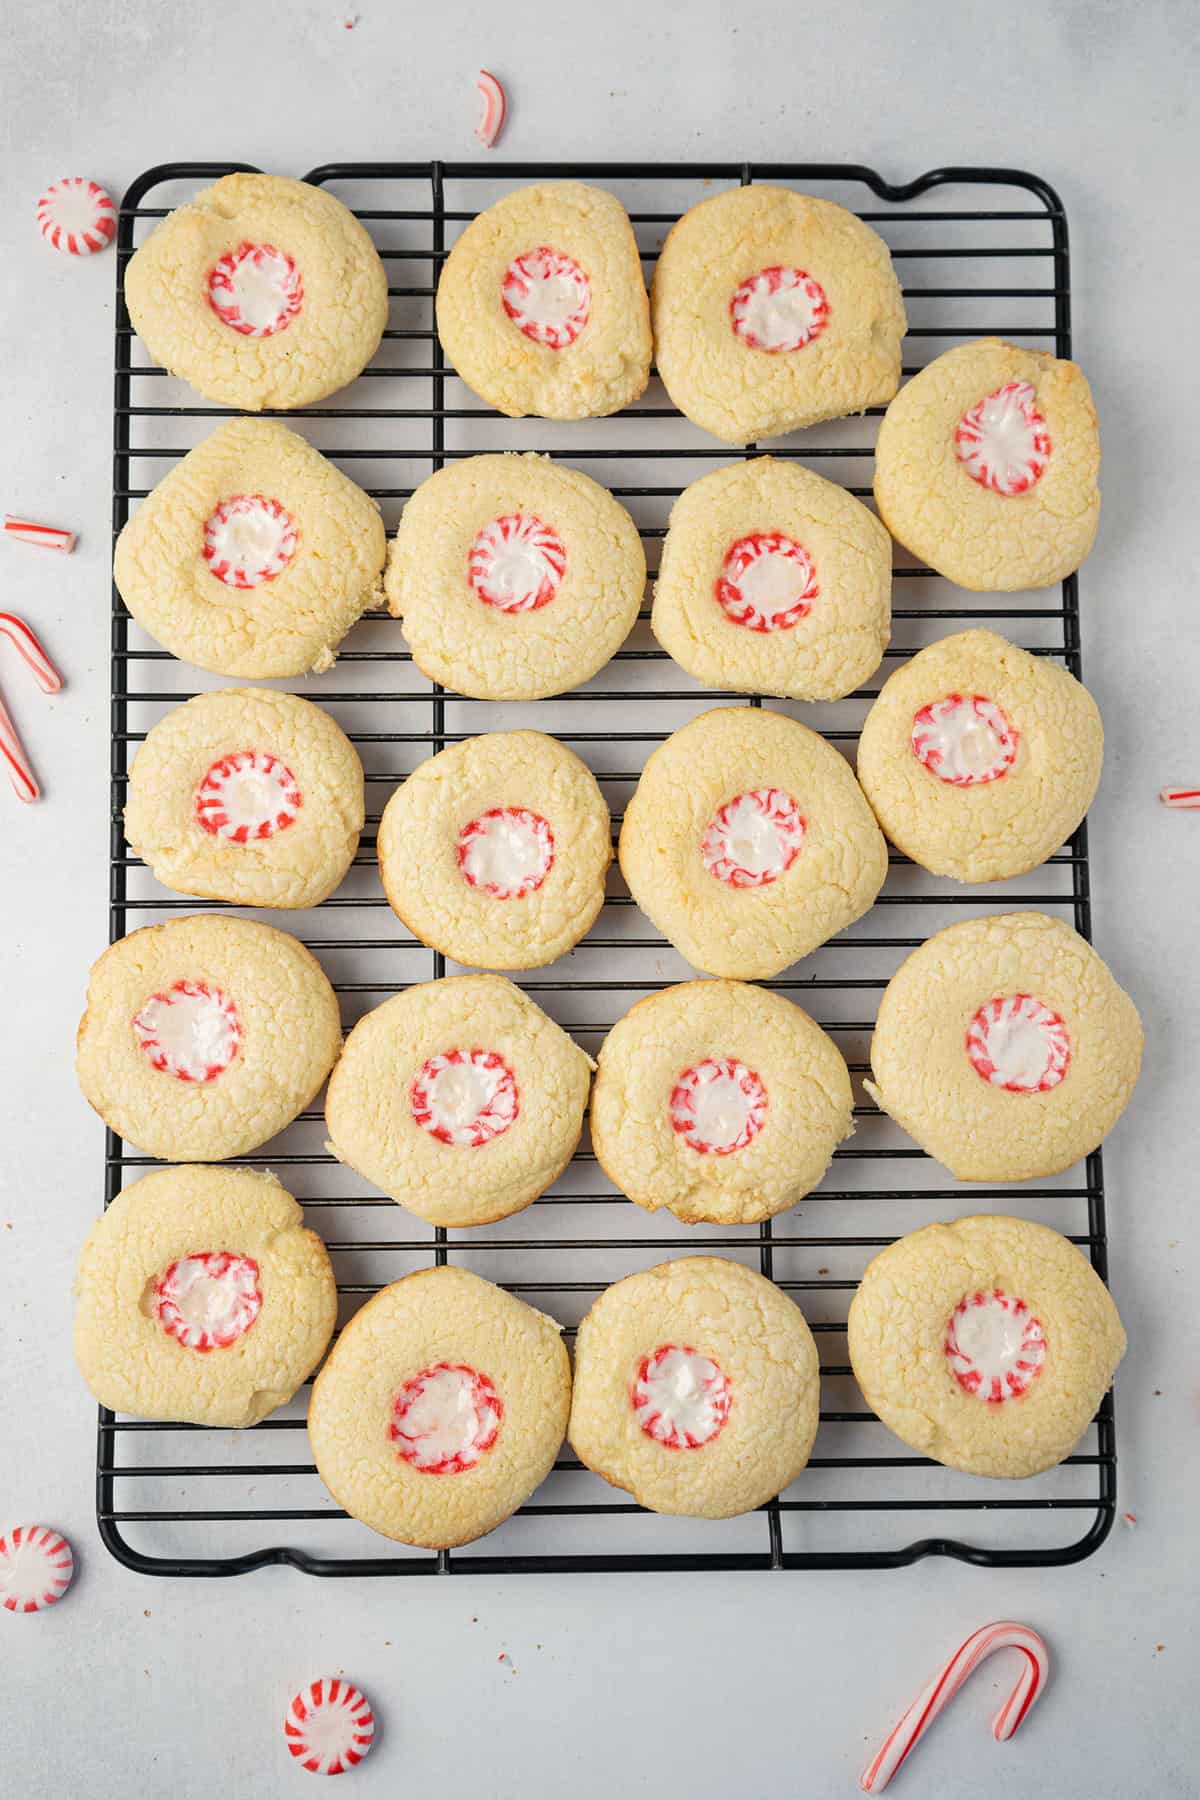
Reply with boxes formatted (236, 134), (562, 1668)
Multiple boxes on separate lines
(37, 177), (115, 255)
(0, 1525), (74, 1613)
(284, 1678), (375, 1776)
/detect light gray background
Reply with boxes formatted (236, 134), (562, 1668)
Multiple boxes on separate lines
(1, 3), (1197, 1795)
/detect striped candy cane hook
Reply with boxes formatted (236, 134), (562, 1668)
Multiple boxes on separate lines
(0, 614), (64, 803)
(860, 1621), (1049, 1792)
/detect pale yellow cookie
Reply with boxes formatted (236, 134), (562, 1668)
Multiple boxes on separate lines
(386, 454), (645, 700)
(591, 981), (852, 1225)
(436, 182), (652, 420)
(848, 1215), (1125, 1478)
(652, 457), (892, 700)
(76, 915), (341, 1162)
(865, 912), (1143, 1181)
(378, 731), (611, 971)
(568, 1257), (820, 1517)
(74, 1166), (336, 1428)
(124, 172), (388, 410)
(325, 975), (592, 1227)
(619, 706), (887, 979)
(651, 186), (906, 444)
(873, 339), (1101, 590)
(308, 1266), (571, 1548)
(856, 630), (1103, 883)
(124, 688), (364, 909)
(113, 419), (386, 678)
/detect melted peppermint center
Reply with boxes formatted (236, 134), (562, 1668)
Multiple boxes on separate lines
(410, 1049), (520, 1147)
(716, 532), (818, 632)
(670, 1058), (768, 1155)
(911, 693), (1019, 786)
(730, 267), (829, 352)
(701, 788), (806, 888)
(390, 1364), (503, 1474)
(468, 514), (567, 612)
(203, 495), (298, 589)
(966, 994), (1071, 1093)
(132, 980), (241, 1082)
(457, 807), (555, 899)
(206, 242), (303, 337)
(153, 1251), (262, 1351)
(633, 1345), (732, 1450)
(945, 1290), (1047, 1403)
(501, 247), (591, 349)
(954, 381), (1051, 496)
(194, 750), (302, 842)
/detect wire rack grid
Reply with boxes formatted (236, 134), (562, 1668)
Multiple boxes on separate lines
(99, 160), (1115, 1578)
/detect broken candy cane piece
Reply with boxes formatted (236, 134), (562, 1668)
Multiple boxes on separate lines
(1160, 787), (1200, 809)
(4, 515), (76, 554)
(475, 70), (507, 148)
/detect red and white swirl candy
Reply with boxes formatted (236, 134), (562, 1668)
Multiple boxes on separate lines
(37, 178), (115, 256)
(0, 1525), (74, 1613)
(284, 1677), (376, 1775)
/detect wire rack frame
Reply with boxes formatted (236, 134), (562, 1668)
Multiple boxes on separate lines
(99, 160), (1115, 1578)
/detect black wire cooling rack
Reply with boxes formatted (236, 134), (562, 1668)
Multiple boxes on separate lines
(100, 160), (1115, 1577)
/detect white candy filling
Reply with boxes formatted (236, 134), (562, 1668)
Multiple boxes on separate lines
(132, 982), (241, 1082)
(945, 1291), (1046, 1403)
(911, 693), (1018, 786)
(633, 1345), (732, 1449)
(458, 808), (554, 899)
(390, 1364), (503, 1473)
(730, 267), (828, 352)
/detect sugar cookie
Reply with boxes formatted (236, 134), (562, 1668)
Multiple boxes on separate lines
(308, 1266), (571, 1548)
(113, 419), (386, 678)
(848, 1215), (1125, 1478)
(856, 630), (1103, 882)
(436, 182), (652, 419)
(325, 974), (592, 1227)
(568, 1257), (819, 1517)
(619, 706), (887, 979)
(652, 456), (891, 700)
(865, 911), (1142, 1181)
(378, 731), (611, 970)
(385, 453), (645, 699)
(76, 915), (341, 1162)
(873, 339), (1101, 590)
(124, 173), (388, 410)
(74, 1166), (336, 1428)
(591, 980), (852, 1224)
(124, 688), (364, 909)
(651, 186), (905, 444)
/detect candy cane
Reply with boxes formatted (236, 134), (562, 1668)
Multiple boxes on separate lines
(4, 515), (76, 553)
(1160, 786), (1200, 809)
(860, 1621), (1049, 1793)
(0, 615), (64, 694)
(475, 69), (507, 148)
(0, 614), (64, 802)
(0, 695), (38, 803)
